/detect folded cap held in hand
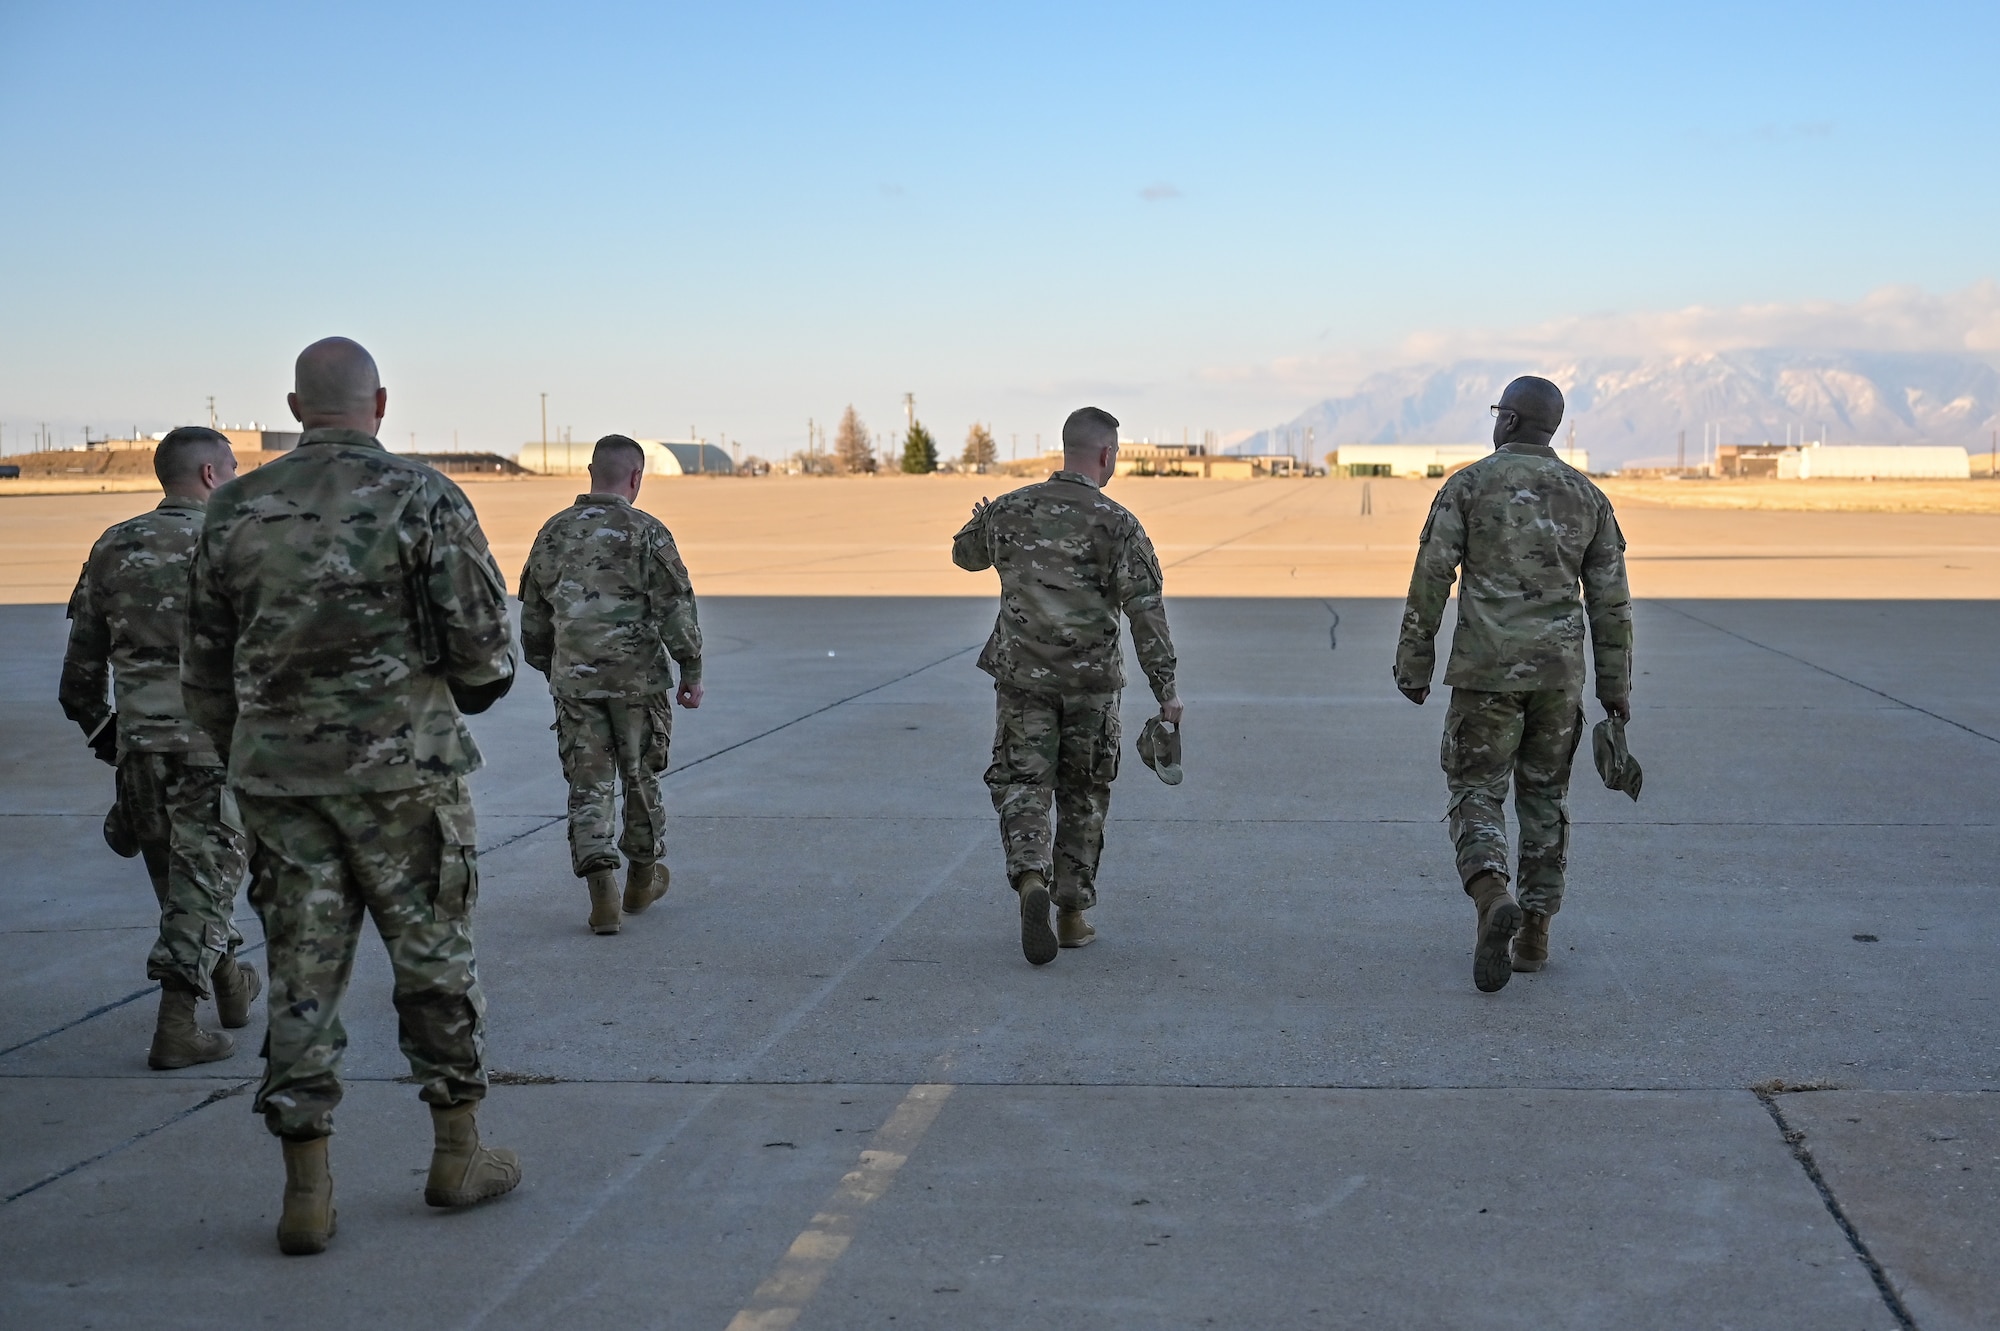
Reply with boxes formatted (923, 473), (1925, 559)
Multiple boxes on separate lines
(1592, 717), (1642, 801)
(1138, 714), (1182, 786)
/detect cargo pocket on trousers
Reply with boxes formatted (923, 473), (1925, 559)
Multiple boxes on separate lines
(1440, 712), (1464, 773)
(1093, 707), (1122, 784)
(435, 803), (479, 920)
(643, 695), (673, 774)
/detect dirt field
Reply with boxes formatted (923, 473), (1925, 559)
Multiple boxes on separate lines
(7, 474), (1998, 604)
(1601, 478), (2000, 514)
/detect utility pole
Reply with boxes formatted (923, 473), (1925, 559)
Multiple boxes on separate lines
(1677, 430), (1685, 472)
(903, 393), (915, 436)
(540, 393), (548, 473)
(206, 396), (216, 428)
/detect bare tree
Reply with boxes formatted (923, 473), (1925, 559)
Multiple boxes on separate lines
(961, 422), (998, 472)
(835, 405), (875, 474)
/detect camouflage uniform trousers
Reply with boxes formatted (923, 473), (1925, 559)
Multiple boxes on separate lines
(984, 685), (1120, 911)
(1441, 686), (1586, 916)
(554, 694), (671, 878)
(235, 777), (486, 1141)
(115, 753), (248, 995)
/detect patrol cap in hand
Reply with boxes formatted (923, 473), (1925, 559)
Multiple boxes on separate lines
(1138, 714), (1182, 785)
(1592, 717), (1642, 801)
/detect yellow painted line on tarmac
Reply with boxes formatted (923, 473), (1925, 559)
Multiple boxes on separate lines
(724, 1082), (955, 1331)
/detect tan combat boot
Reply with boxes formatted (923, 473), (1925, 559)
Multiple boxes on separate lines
(212, 954), (261, 1029)
(1467, 871), (1523, 994)
(278, 1136), (337, 1256)
(424, 1101), (523, 1208)
(623, 860), (669, 914)
(1015, 871), (1057, 966)
(1056, 907), (1096, 948)
(586, 870), (622, 934)
(147, 978), (235, 1069)
(1512, 910), (1551, 973)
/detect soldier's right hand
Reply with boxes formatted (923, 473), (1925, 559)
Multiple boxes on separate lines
(1398, 685), (1430, 706)
(1158, 695), (1184, 725)
(88, 718), (119, 765)
(1604, 696), (1631, 722)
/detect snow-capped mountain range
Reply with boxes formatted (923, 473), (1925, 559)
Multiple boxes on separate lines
(1235, 351), (2000, 469)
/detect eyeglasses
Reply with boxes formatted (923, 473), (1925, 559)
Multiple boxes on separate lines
(1488, 405), (1516, 419)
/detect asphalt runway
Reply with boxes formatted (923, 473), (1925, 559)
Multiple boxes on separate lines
(1, 596), (1994, 1329)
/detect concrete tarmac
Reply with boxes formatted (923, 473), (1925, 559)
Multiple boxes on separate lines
(1, 597), (1994, 1329)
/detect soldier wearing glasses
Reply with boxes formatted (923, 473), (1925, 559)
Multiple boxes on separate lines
(1393, 376), (1633, 993)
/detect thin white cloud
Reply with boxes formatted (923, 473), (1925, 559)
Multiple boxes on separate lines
(1402, 281), (2000, 361)
(1202, 281), (2000, 393)
(1139, 182), (1182, 202)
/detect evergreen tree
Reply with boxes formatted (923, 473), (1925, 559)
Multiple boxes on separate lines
(960, 422), (998, 472)
(900, 421), (938, 474)
(834, 404), (875, 474)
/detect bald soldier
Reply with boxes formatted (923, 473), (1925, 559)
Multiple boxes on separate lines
(60, 426), (258, 1069)
(518, 435), (704, 934)
(1394, 375), (1632, 993)
(184, 337), (521, 1255)
(952, 407), (1182, 965)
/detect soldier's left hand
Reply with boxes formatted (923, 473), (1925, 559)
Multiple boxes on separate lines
(88, 719), (119, 765)
(1398, 685), (1430, 706)
(1604, 696), (1631, 722)
(677, 680), (704, 709)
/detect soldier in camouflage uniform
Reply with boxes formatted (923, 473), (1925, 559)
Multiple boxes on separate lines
(1394, 375), (1632, 993)
(952, 406), (1182, 966)
(183, 337), (522, 1255)
(519, 434), (704, 935)
(60, 426), (259, 1070)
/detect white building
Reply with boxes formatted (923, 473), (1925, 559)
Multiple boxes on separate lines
(516, 439), (733, 476)
(1774, 444), (1970, 480)
(1330, 443), (1591, 478)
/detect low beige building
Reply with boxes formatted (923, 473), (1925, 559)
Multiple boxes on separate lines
(1331, 443), (1593, 478)
(1000, 443), (1304, 480)
(516, 439), (734, 476)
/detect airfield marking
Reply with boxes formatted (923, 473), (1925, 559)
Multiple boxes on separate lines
(724, 1082), (956, 1331)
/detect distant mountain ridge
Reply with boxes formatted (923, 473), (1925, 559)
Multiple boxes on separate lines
(1237, 351), (2000, 469)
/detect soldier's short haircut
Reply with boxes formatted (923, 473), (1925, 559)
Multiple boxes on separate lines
(1062, 407), (1120, 453)
(1498, 376), (1565, 434)
(154, 426), (232, 487)
(589, 434), (646, 480)
(293, 336), (382, 415)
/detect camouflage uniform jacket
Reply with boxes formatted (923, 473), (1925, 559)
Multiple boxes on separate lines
(1394, 441), (1633, 700)
(951, 470), (1177, 701)
(518, 493), (702, 699)
(60, 496), (220, 762)
(182, 428), (516, 795)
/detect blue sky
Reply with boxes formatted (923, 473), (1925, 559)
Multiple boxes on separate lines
(2, 0), (1996, 457)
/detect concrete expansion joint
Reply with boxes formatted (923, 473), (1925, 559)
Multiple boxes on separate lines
(2, 1077), (251, 1207)
(1755, 1089), (1920, 1330)
(0, 939), (271, 1061)
(1659, 601), (2000, 747)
